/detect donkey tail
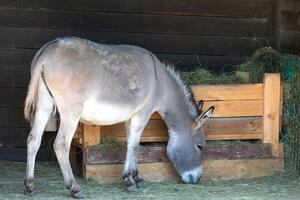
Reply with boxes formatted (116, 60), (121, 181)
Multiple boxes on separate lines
(24, 39), (58, 122)
(24, 62), (43, 122)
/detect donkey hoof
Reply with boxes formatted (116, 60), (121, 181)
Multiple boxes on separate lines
(24, 179), (36, 196)
(126, 184), (138, 192)
(24, 188), (37, 196)
(71, 190), (84, 199)
(135, 177), (144, 189)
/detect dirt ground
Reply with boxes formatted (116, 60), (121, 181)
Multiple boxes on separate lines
(0, 162), (299, 200)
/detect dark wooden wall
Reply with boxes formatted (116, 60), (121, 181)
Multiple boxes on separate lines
(0, 0), (283, 161)
(276, 0), (300, 52)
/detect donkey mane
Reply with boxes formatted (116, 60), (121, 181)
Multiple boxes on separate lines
(163, 64), (198, 118)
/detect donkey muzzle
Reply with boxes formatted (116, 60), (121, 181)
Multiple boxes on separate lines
(181, 165), (202, 184)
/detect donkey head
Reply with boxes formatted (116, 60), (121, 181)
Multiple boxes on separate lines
(166, 106), (214, 184)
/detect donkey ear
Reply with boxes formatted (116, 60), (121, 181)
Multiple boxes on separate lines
(197, 100), (204, 113)
(194, 106), (214, 130)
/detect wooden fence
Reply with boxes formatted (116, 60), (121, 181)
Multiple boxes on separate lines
(73, 73), (282, 156)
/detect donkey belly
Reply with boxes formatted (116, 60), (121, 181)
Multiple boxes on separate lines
(80, 98), (135, 125)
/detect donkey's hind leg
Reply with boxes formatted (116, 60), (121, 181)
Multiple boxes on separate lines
(53, 107), (83, 199)
(24, 81), (54, 195)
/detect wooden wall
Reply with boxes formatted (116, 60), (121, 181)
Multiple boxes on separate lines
(0, 0), (286, 161)
(276, 0), (300, 52)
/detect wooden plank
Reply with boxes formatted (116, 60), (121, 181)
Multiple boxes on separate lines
(151, 100), (263, 119)
(202, 100), (263, 117)
(0, 147), (55, 162)
(101, 117), (262, 142)
(204, 117), (262, 135)
(85, 158), (284, 182)
(0, 28), (268, 56)
(82, 124), (100, 148)
(86, 143), (273, 164)
(0, 88), (26, 107)
(0, 9), (269, 37)
(0, 48), (35, 67)
(190, 84), (263, 101)
(0, 47), (244, 72)
(0, 128), (55, 148)
(207, 133), (263, 140)
(0, 0), (271, 18)
(0, 108), (29, 128)
(0, 128), (29, 147)
(0, 67), (29, 87)
(263, 73), (281, 156)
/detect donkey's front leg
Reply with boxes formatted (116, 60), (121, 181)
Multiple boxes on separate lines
(123, 113), (151, 192)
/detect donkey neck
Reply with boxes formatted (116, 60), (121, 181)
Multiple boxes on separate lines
(158, 66), (197, 134)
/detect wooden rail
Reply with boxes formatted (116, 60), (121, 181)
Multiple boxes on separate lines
(73, 73), (281, 156)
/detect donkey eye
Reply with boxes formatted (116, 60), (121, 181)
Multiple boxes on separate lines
(196, 144), (203, 151)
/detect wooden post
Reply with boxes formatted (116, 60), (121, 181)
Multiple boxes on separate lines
(263, 73), (281, 156)
(82, 124), (101, 179)
(82, 124), (101, 148)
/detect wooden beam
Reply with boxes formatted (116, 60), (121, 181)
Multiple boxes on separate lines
(101, 117), (263, 142)
(191, 84), (263, 101)
(263, 73), (281, 156)
(86, 143), (273, 164)
(85, 158), (284, 183)
(207, 133), (263, 140)
(151, 100), (262, 119)
(202, 100), (263, 117)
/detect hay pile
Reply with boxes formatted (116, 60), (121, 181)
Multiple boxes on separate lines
(181, 47), (300, 175)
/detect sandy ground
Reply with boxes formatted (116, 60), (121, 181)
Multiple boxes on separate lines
(0, 161), (299, 200)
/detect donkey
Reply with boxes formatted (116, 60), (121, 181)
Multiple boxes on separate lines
(24, 37), (214, 198)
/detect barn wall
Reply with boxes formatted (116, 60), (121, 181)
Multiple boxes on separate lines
(276, 0), (300, 53)
(0, 0), (282, 161)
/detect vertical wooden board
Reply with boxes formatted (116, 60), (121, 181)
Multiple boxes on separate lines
(263, 73), (281, 156)
(83, 124), (101, 148)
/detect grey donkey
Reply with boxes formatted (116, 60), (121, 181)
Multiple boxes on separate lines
(24, 37), (214, 198)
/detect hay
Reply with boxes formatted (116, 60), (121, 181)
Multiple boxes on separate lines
(90, 138), (126, 150)
(180, 47), (300, 175)
(1, 162), (299, 200)
(180, 68), (248, 85)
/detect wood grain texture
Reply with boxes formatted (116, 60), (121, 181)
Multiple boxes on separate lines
(86, 143), (273, 164)
(0, 147), (55, 161)
(0, 127), (55, 148)
(191, 84), (263, 101)
(0, 88), (26, 107)
(85, 158), (284, 183)
(0, 108), (28, 128)
(0, 47), (243, 72)
(207, 133), (263, 140)
(149, 100), (262, 118)
(0, 67), (29, 87)
(150, 100), (263, 119)
(100, 117), (262, 142)
(83, 125), (100, 148)
(0, 0), (271, 18)
(0, 28), (267, 56)
(263, 73), (281, 156)
(202, 100), (263, 117)
(0, 8), (268, 37)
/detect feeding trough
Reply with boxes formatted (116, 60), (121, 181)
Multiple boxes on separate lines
(70, 73), (284, 183)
